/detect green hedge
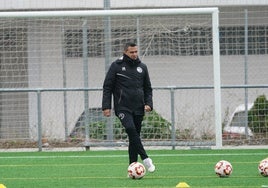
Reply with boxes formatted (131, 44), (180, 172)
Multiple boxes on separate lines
(89, 110), (171, 140)
(248, 95), (268, 133)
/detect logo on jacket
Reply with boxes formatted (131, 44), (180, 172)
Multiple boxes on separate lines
(137, 67), (142, 73)
(122, 67), (126, 71)
(118, 113), (125, 120)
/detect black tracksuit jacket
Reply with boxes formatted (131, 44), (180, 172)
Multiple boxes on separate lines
(102, 54), (153, 116)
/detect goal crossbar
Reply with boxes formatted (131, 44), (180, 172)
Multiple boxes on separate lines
(0, 8), (219, 18)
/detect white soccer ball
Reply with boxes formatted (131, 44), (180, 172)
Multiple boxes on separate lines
(258, 158), (268, 177)
(127, 162), (146, 179)
(214, 160), (233, 177)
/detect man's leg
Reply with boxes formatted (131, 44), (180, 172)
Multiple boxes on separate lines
(118, 112), (155, 172)
(118, 112), (148, 164)
(133, 114), (156, 172)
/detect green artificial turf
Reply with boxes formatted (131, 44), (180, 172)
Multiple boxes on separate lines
(0, 149), (267, 188)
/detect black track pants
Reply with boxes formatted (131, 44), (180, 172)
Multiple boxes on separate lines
(117, 111), (148, 164)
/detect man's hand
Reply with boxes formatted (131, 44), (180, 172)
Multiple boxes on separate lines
(103, 109), (111, 117)
(144, 105), (151, 112)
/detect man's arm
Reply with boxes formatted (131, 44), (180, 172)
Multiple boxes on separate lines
(143, 65), (153, 111)
(102, 63), (116, 114)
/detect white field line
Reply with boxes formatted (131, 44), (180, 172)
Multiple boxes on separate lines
(0, 152), (267, 159)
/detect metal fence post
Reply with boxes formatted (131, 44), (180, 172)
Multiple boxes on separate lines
(37, 90), (42, 151)
(170, 87), (176, 150)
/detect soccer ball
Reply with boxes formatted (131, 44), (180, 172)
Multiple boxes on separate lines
(127, 162), (146, 179)
(258, 158), (268, 177)
(214, 160), (233, 177)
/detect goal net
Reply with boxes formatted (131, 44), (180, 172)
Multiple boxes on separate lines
(0, 8), (221, 148)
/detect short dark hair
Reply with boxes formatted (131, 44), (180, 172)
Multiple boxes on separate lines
(124, 42), (137, 51)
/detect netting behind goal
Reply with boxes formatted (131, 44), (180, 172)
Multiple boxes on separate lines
(0, 8), (221, 148)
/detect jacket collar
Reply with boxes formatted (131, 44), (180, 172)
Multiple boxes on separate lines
(123, 54), (141, 66)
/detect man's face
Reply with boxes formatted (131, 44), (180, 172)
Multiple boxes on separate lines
(124, 46), (138, 60)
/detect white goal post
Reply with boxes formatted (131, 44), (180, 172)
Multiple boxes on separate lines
(0, 8), (222, 148)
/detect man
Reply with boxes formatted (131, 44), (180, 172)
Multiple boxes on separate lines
(102, 42), (155, 173)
